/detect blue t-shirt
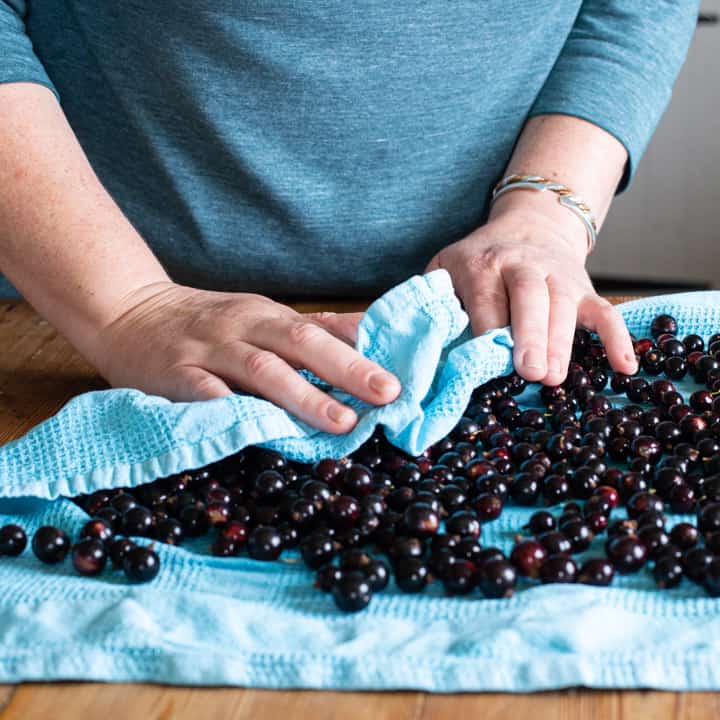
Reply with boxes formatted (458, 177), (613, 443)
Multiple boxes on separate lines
(0, 1), (700, 297)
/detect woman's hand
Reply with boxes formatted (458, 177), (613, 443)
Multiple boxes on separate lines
(426, 191), (638, 386)
(90, 282), (399, 434)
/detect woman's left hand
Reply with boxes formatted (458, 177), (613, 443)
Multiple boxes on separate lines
(425, 193), (639, 386)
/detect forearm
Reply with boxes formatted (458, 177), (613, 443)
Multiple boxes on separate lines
(0, 83), (170, 362)
(489, 113), (628, 254)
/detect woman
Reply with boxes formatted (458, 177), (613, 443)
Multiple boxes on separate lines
(0, 1), (700, 432)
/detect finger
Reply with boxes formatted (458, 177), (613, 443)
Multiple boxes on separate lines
(544, 281), (578, 386)
(167, 366), (233, 402)
(578, 295), (638, 375)
(460, 275), (510, 336)
(425, 255), (441, 272)
(250, 317), (401, 406)
(503, 265), (550, 382)
(206, 340), (359, 434)
(304, 311), (363, 346)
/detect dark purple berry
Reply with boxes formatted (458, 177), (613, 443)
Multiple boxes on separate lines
(0, 524), (27, 556)
(636, 510), (666, 530)
(388, 536), (425, 563)
(476, 547), (506, 570)
(94, 507), (122, 533)
(650, 314), (677, 339)
(394, 557), (429, 593)
(71, 538), (107, 576)
(669, 522), (698, 550)
(698, 503), (720, 535)
(571, 467), (599, 499)
(247, 525), (283, 561)
(605, 534), (647, 573)
(442, 559), (478, 595)
(178, 505), (210, 537)
(339, 549), (373, 573)
(506, 471), (539, 506)
(446, 510), (481, 539)
(326, 495), (361, 529)
(301, 532), (338, 569)
(659, 338), (685, 359)
(626, 491), (664, 520)
(526, 511), (556, 535)
(122, 505), (155, 537)
(32, 526), (70, 564)
(664, 356), (687, 380)
(402, 502), (440, 538)
(683, 334), (704, 353)
(542, 474), (571, 504)
(313, 458), (342, 485)
(341, 465), (374, 497)
(472, 493), (503, 521)
(683, 547), (714, 583)
(653, 555), (683, 589)
(108, 537), (135, 569)
(627, 378), (651, 403)
(332, 572), (372, 612)
(453, 536), (484, 563)
(122, 545), (160, 582)
(153, 517), (184, 546)
(254, 469), (286, 500)
(510, 540), (547, 578)
(562, 519), (594, 553)
(641, 349), (666, 376)
(578, 557), (614, 586)
(80, 518), (114, 544)
(110, 493), (137, 514)
(478, 559), (516, 598)
(365, 559), (390, 591)
(540, 554), (577, 584)
(315, 563), (343, 592)
(211, 535), (238, 557)
(537, 531), (572, 555)
(637, 525), (670, 560)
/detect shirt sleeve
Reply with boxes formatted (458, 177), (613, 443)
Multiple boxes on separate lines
(529, 0), (700, 190)
(0, 0), (58, 98)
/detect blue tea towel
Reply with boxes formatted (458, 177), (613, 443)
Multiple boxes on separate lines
(1, 269), (720, 691)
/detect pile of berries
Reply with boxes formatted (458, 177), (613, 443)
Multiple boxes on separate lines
(4, 313), (720, 611)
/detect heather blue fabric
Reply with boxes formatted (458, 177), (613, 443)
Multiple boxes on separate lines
(0, 1), (699, 297)
(2, 270), (720, 690)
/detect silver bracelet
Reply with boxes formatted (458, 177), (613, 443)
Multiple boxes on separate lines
(491, 174), (598, 254)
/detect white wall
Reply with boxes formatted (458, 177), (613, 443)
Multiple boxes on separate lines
(589, 4), (720, 288)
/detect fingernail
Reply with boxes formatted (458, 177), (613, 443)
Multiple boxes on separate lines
(547, 358), (562, 375)
(369, 373), (400, 396)
(625, 352), (639, 371)
(522, 350), (545, 370)
(327, 403), (355, 425)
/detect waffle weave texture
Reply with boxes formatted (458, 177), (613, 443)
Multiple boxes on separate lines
(1, 269), (720, 691)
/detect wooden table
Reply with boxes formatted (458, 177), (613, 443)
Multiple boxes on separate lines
(0, 297), (716, 720)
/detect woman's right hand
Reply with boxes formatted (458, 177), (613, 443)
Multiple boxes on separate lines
(90, 282), (401, 433)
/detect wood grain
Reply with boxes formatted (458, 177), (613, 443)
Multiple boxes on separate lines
(0, 687), (17, 716)
(4, 686), (720, 720)
(0, 297), (714, 719)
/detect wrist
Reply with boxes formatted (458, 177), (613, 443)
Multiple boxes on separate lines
(81, 276), (178, 370)
(488, 188), (590, 260)
(38, 270), (172, 378)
